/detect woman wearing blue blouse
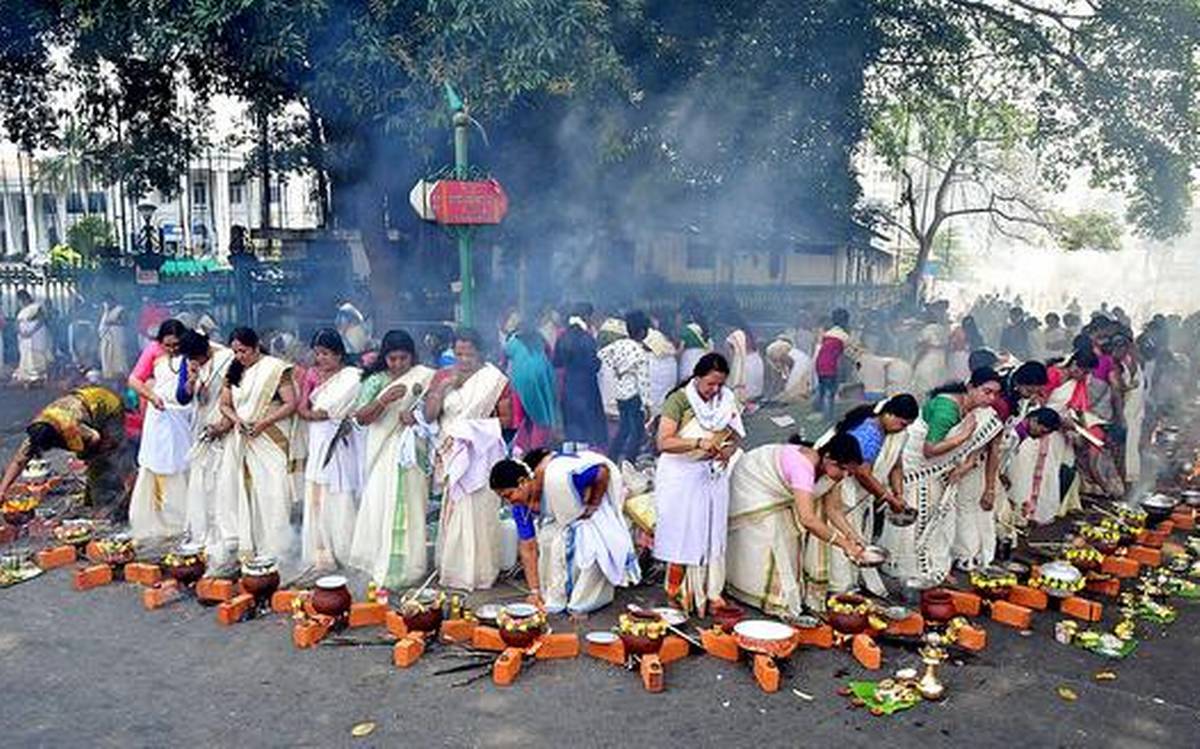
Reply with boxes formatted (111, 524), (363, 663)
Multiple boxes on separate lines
(490, 448), (641, 616)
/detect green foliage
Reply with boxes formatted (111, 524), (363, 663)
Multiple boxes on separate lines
(1053, 210), (1122, 253)
(65, 215), (115, 258)
(871, 0), (1200, 241)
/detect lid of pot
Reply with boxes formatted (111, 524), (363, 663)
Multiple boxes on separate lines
(315, 575), (348, 589)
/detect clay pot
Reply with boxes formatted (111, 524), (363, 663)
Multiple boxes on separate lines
(399, 589), (445, 633)
(920, 588), (957, 623)
(240, 557), (280, 603)
(311, 575), (353, 620)
(3, 509), (34, 526)
(826, 593), (869, 635)
(619, 610), (666, 655)
(710, 603), (746, 634)
(164, 543), (207, 586)
(498, 604), (546, 649)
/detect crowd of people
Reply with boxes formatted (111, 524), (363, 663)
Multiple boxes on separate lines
(1, 290), (1197, 624)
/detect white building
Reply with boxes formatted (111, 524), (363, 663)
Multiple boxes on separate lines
(0, 101), (322, 262)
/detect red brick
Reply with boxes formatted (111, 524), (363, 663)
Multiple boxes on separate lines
(142, 580), (182, 610)
(1101, 556), (1140, 578)
(884, 613), (925, 638)
(348, 601), (387, 628)
(1008, 584), (1049, 611)
(990, 600), (1033, 629)
(35, 545), (76, 570)
(752, 653), (780, 693)
(438, 618), (477, 644)
(292, 617), (333, 649)
(639, 653), (663, 693)
(535, 633), (579, 660)
(1127, 546), (1161, 567)
(392, 636), (425, 667)
(493, 648), (524, 686)
(385, 610), (408, 639)
(948, 589), (982, 617)
(84, 540), (103, 562)
(701, 627), (740, 662)
(196, 577), (235, 603)
(586, 638), (627, 665)
(217, 593), (256, 626)
(1060, 596), (1103, 622)
(956, 624), (987, 651)
(659, 635), (690, 665)
(795, 623), (834, 649)
(852, 633), (882, 671)
(1137, 529), (1167, 548)
(471, 626), (506, 652)
(73, 563), (113, 591)
(1086, 577), (1121, 597)
(124, 562), (162, 586)
(270, 589), (302, 614)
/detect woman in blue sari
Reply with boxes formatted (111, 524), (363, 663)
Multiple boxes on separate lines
(504, 326), (560, 451)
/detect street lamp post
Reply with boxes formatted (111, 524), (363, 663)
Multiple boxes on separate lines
(452, 109), (474, 327)
(137, 202), (157, 254)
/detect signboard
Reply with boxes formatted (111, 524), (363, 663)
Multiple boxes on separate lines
(135, 268), (160, 286)
(410, 179), (508, 225)
(409, 180), (436, 221)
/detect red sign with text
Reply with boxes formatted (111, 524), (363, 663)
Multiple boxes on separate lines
(429, 179), (509, 225)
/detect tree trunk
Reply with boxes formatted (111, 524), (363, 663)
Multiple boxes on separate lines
(257, 108), (271, 231)
(905, 235), (934, 303)
(307, 109), (329, 228)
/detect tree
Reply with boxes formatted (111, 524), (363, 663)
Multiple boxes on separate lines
(868, 69), (1051, 297)
(1053, 209), (1122, 253)
(869, 0), (1200, 294)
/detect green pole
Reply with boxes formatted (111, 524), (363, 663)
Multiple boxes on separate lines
(452, 110), (473, 327)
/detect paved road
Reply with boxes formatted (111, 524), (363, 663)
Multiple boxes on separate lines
(1, 388), (1199, 748)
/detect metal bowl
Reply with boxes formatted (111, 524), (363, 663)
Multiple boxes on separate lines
(886, 507), (918, 527)
(857, 545), (890, 568)
(651, 607), (688, 627)
(585, 631), (619, 645)
(883, 605), (912, 621)
(1181, 490), (1200, 508)
(792, 614), (822, 629)
(1038, 561), (1083, 599)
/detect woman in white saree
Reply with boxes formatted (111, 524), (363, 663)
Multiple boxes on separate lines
(803, 396), (917, 604)
(98, 295), (129, 381)
(881, 368), (1005, 582)
(177, 330), (236, 551)
(214, 328), (298, 563)
(911, 311), (949, 396)
(726, 434), (867, 619)
(348, 331), (435, 587)
(654, 353), (743, 616)
(12, 290), (52, 385)
(423, 328), (511, 591)
(298, 329), (362, 570)
(128, 320), (194, 540)
(490, 448), (641, 615)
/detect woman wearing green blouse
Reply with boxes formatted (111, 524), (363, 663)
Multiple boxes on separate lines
(881, 367), (1005, 582)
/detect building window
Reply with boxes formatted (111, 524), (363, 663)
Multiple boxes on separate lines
(66, 192), (84, 214)
(88, 191), (107, 214)
(192, 181), (208, 207)
(685, 242), (716, 270)
(269, 183), (281, 204)
(229, 178), (245, 204)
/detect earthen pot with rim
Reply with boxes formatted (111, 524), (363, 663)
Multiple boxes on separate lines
(920, 588), (957, 623)
(401, 590), (445, 633)
(826, 593), (870, 635)
(164, 542), (206, 587)
(619, 609), (667, 655)
(240, 556), (280, 603)
(311, 575), (353, 620)
(710, 603), (746, 634)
